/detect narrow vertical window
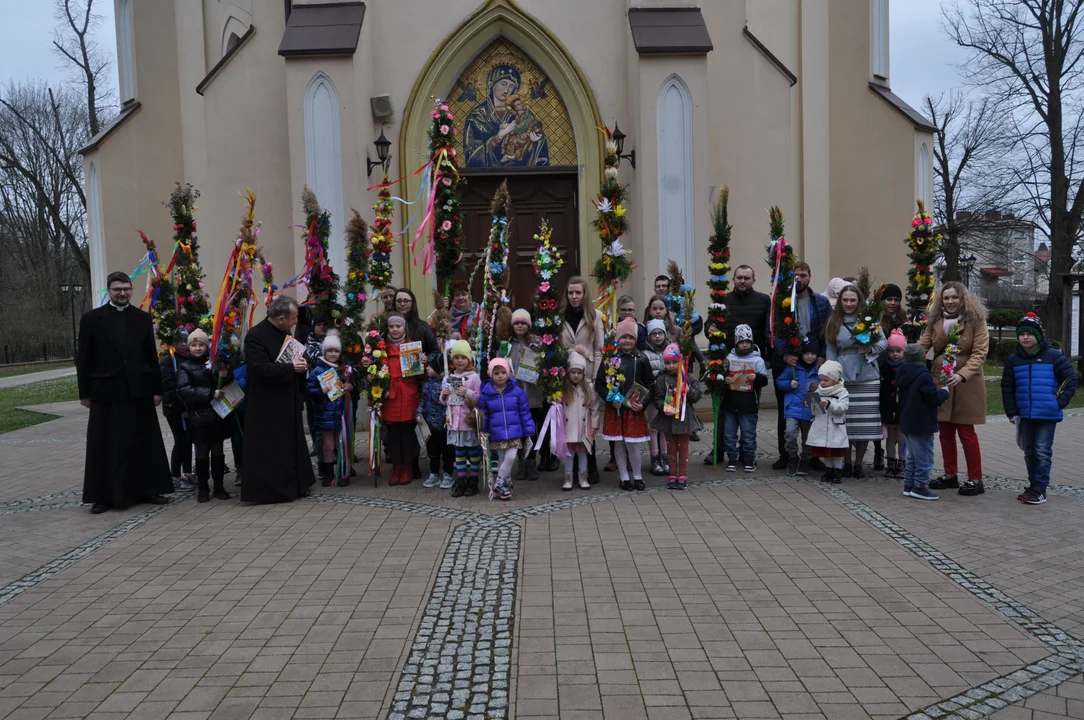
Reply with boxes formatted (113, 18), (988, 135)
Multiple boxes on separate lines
(871, 0), (888, 80)
(919, 142), (931, 208)
(118, 0), (136, 102)
(657, 75), (694, 276)
(304, 73), (346, 280)
(86, 162), (108, 297)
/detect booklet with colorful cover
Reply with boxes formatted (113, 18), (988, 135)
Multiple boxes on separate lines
(415, 417), (432, 448)
(623, 382), (649, 410)
(276, 335), (307, 364)
(210, 382), (245, 419)
(399, 341), (424, 377)
(318, 368), (345, 402)
(446, 376), (466, 406)
(726, 358), (758, 392)
(515, 346), (541, 385)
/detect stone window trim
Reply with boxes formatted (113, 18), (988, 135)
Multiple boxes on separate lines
(196, 25), (257, 97)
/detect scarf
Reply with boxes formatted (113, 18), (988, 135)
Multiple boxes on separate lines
(817, 381), (847, 398)
(565, 304), (584, 330)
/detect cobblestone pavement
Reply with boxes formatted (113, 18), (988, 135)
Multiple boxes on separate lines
(0, 401), (1082, 719)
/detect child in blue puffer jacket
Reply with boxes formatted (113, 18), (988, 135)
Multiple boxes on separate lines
(477, 357), (536, 501)
(1001, 313), (1077, 505)
(417, 351), (454, 490)
(775, 337), (821, 477)
(306, 333), (354, 486)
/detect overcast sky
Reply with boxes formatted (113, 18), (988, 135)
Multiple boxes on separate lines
(0, 0), (962, 124)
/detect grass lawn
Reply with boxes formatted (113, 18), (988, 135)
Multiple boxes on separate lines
(0, 360), (73, 379)
(0, 376), (80, 435)
(985, 377), (1084, 417)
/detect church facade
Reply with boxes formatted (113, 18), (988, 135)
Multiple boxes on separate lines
(83, 0), (934, 318)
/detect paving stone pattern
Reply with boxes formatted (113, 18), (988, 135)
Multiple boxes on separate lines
(1, 400), (1083, 719)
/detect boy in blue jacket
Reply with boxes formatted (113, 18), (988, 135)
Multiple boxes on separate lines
(775, 337), (821, 477)
(1001, 313), (1077, 505)
(897, 343), (950, 500)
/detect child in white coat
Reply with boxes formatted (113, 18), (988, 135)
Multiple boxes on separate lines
(806, 360), (850, 484)
(561, 347), (599, 490)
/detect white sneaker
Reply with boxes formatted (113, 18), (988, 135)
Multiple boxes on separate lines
(562, 472), (574, 491)
(423, 473), (441, 488)
(440, 473), (454, 489)
(578, 472), (590, 490)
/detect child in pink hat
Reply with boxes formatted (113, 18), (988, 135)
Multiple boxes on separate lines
(595, 317), (655, 490)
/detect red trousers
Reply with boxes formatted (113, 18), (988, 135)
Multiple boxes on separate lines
(664, 433), (690, 478)
(938, 422), (982, 480)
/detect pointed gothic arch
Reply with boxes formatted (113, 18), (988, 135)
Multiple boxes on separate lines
(399, 0), (602, 314)
(304, 72), (347, 279)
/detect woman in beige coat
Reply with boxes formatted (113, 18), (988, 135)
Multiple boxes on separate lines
(561, 276), (606, 482)
(918, 281), (989, 495)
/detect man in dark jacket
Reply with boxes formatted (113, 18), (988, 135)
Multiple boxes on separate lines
(240, 295), (316, 503)
(897, 343), (949, 500)
(77, 271), (173, 513)
(770, 262), (832, 469)
(1001, 313), (1077, 504)
(704, 264), (771, 465)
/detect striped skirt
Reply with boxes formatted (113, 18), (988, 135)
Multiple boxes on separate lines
(844, 379), (882, 441)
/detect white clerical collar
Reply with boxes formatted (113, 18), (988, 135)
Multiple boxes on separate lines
(109, 302), (129, 311)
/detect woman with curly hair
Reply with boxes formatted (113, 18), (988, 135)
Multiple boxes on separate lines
(919, 281), (990, 496)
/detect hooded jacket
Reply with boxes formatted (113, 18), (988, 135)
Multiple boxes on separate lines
(306, 359), (349, 431)
(774, 359), (819, 421)
(896, 362), (949, 436)
(477, 376), (537, 442)
(1001, 339), (1077, 421)
(879, 357), (903, 425)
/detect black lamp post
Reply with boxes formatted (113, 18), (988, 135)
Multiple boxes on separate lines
(610, 123), (636, 169)
(366, 129), (392, 177)
(961, 254), (977, 289)
(59, 283), (84, 353)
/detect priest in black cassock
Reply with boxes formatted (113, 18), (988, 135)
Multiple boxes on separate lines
(77, 271), (173, 513)
(240, 295), (315, 503)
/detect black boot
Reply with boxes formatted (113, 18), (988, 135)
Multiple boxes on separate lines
(465, 477), (480, 497)
(195, 458), (210, 503)
(318, 461), (333, 487)
(211, 455), (231, 500)
(873, 443), (885, 471)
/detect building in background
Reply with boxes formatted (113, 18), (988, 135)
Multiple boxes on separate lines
(81, 0), (931, 319)
(954, 210), (1048, 307)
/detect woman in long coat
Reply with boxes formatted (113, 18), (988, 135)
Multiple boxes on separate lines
(560, 275), (606, 481)
(919, 281), (990, 496)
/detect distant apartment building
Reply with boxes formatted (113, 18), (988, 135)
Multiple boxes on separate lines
(954, 210), (1049, 306)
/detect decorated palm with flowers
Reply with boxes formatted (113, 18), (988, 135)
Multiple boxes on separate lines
(209, 190), (264, 373)
(706, 186), (732, 394)
(852, 281), (886, 350)
(591, 126), (633, 329)
(369, 180), (395, 292)
(136, 230), (181, 348)
(167, 182), (213, 334)
(476, 182), (510, 372)
(300, 188), (341, 326)
(341, 210), (371, 364)
(765, 207), (801, 357)
(531, 220), (568, 404)
(428, 99), (463, 291)
(903, 200), (940, 341)
(939, 323), (962, 385)
(664, 260), (698, 360)
(362, 329), (390, 411)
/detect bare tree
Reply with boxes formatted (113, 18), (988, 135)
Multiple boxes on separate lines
(946, 0), (1084, 341)
(924, 91), (1021, 281)
(52, 0), (111, 137)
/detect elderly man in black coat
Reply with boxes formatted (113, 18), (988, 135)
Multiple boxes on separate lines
(240, 295), (316, 503)
(77, 271), (173, 513)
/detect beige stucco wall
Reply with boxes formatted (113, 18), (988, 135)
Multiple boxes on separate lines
(85, 0), (184, 298)
(828, 0), (923, 292)
(89, 0), (924, 329)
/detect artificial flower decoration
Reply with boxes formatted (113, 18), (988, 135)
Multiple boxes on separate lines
(765, 206), (801, 358)
(428, 99), (463, 289)
(705, 186), (732, 396)
(368, 178), (395, 294)
(341, 209), (371, 365)
(532, 220), (568, 403)
(136, 230), (180, 349)
(475, 181), (510, 374)
(168, 182), (213, 335)
(591, 126), (633, 329)
(903, 200), (940, 341)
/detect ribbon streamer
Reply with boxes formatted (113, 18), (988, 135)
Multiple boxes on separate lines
(533, 402), (570, 465)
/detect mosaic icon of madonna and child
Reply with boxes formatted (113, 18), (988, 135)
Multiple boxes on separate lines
(462, 64), (549, 167)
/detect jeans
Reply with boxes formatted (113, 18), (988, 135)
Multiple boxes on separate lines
(784, 418), (812, 461)
(1018, 419), (1057, 490)
(723, 410), (758, 460)
(904, 433), (935, 490)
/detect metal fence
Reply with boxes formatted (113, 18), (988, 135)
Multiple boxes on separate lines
(1, 341), (75, 365)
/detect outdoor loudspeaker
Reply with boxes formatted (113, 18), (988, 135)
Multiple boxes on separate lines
(370, 95), (394, 118)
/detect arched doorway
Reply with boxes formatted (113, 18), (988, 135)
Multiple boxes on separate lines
(398, 0), (602, 317)
(448, 37), (579, 305)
